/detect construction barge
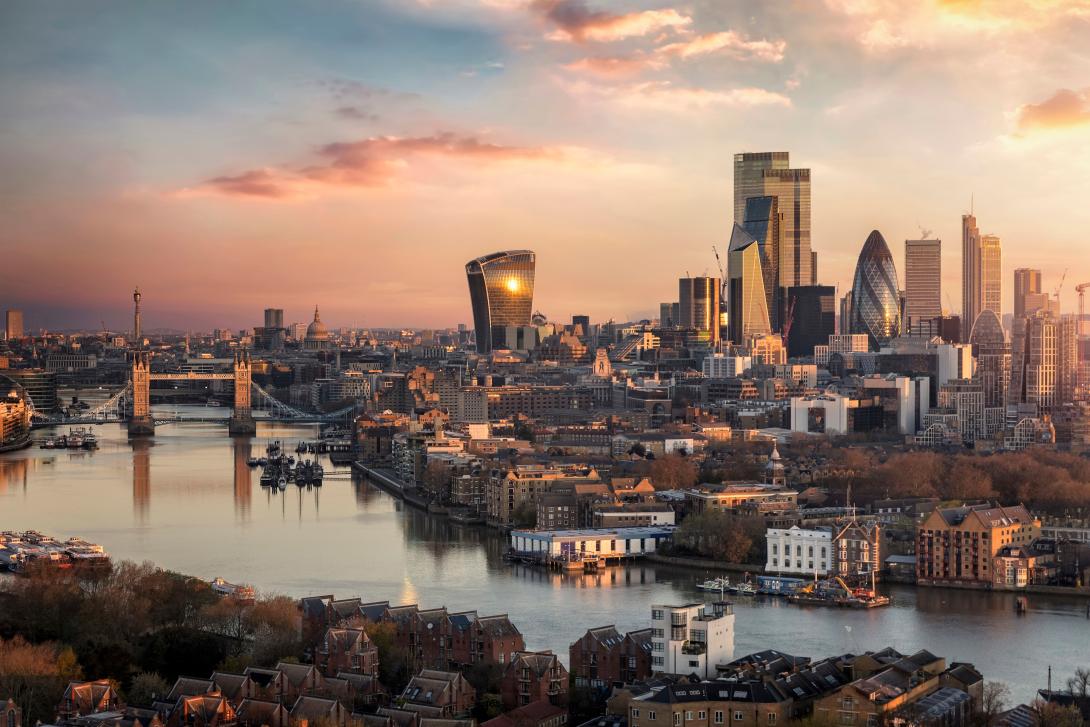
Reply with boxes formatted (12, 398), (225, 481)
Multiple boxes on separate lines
(0, 531), (111, 574)
(786, 575), (890, 609)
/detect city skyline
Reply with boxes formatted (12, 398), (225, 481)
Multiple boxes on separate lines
(3, 0), (1090, 330)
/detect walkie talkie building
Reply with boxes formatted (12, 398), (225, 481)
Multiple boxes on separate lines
(466, 250), (536, 353)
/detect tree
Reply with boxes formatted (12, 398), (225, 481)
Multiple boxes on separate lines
(672, 512), (762, 564)
(126, 671), (170, 707)
(364, 621), (412, 693)
(422, 461), (449, 502)
(511, 502), (537, 529)
(974, 681), (1011, 727)
(0, 636), (83, 725)
(138, 626), (226, 682)
(650, 453), (698, 491)
(1030, 699), (1084, 726)
(1068, 667), (1090, 699)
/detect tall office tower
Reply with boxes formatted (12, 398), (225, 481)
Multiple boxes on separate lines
(679, 277), (720, 346)
(981, 235), (1002, 320)
(5, 310), (24, 340)
(786, 286), (835, 359)
(839, 294), (852, 335)
(733, 152), (812, 317)
(264, 308), (284, 329)
(969, 309), (1010, 408)
(811, 251), (818, 286)
(962, 213), (1003, 336)
(849, 230), (901, 350)
(733, 151), (788, 222)
(133, 287), (142, 342)
(571, 314), (590, 333)
(726, 224), (772, 344)
(465, 250), (536, 354)
(762, 167), (812, 294)
(962, 213), (982, 335)
(659, 303), (676, 327)
(1059, 314), (1079, 405)
(1010, 310), (1058, 412)
(740, 195), (782, 328)
(904, 239), (942, 331)
(1013, 269), (1042, 321)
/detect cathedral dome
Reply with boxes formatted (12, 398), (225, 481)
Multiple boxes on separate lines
(306, 306), (329, 341)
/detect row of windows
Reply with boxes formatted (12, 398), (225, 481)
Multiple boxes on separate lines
(633, 709), (777, 725)
(771, 544), (828, 557)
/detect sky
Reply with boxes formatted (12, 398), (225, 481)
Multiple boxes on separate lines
(2, 0), (1090, 332)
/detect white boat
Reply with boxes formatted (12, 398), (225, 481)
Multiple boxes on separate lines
(210, 577), (256, 601)
(730, 582), (758, 596)
(277, 477), (287, 490)
(697, 577), (728, 591)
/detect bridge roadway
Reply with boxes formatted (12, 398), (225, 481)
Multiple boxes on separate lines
(31, 412), (353, 429)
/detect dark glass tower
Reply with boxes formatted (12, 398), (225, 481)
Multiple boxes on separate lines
(849, 230), (901, 350)
(466, 250), (536, 353)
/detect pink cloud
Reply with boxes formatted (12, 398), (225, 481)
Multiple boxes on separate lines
(655, 30), (787, 63)
(1014, 88), (1090, 133)
(188, 133), (565, 199)
(562, 79), (792, 113)
(531, 0), (691, 42)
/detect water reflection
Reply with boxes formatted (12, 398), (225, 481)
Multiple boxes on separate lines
(131, 439), (151, 522)
(232, 438), (251, 518)
(0, 456), (29, 496)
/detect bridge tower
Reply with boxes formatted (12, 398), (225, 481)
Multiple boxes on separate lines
(229, 351), (256, 435)
(128, 351), (155, 436)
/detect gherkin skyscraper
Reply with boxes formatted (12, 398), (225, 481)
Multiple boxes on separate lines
(849, 230), (901, 350)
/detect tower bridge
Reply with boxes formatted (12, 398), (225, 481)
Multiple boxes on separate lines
(27, 351), (359, 435)
(130, 351), (256, 435)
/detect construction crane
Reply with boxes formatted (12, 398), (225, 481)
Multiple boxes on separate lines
(782, 295), (797, 344)
(1054, 267), (1069, 303)
(1077, 282), (1090, 326)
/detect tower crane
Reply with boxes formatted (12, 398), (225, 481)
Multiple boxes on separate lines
(1077, 282), (1090, 328)
(1054, 267), (1069, 303)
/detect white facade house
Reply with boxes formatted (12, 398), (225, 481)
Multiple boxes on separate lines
(766, 526), (833, 576)
(650, 602), (734, 678)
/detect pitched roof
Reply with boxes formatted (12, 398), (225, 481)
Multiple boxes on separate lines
(476, 614), (521, 637)
(290, 696), (340, 720)
(166, 677), (215, 702)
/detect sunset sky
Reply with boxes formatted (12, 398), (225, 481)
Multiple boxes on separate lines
(2, 0), (1090, 332)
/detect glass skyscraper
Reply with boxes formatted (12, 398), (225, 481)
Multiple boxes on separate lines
(733, 152), (812, 330)
(726, 223), (771, 344)
(962, 213), (1001, 335)
(679, 277), (720, 346)
(968, 308), (1010, 409)
(465, 250), (536, 353)
(849, 230), (902, 350)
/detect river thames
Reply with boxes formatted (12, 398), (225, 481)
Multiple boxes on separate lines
(1, 409), (1086, 703)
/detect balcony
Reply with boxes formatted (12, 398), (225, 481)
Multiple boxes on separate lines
(681, 641), (706, 656)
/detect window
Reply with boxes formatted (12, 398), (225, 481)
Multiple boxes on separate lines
(733, 712), (743, 722)
(688, 660), (699, 667)
(772, 558), (778, 566)
(714, 712), (723, 725)
(685, 712), (693, 721)
(633, 710), (640, 719)
(697, 711), (706, 720)
(674, 713), (682, 726)
(652, 610), (664, 620)
(767, 715), (776, 725)
(772, 544), (778, 555)
(808, 546), (814, 557)
(652, 656), (664, 666)
(649, 712), (656, 721)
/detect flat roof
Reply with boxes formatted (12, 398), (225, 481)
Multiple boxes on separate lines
(511, 526), (674, 540)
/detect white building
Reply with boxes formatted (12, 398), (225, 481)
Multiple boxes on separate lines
(766, 526), (833, 576)
(702, 354), (751, 378)
(789, 393), (850, 435)
(650, 602), (734, 678)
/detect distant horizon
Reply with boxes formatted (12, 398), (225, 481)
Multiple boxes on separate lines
(3, 1), (1089, 330)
